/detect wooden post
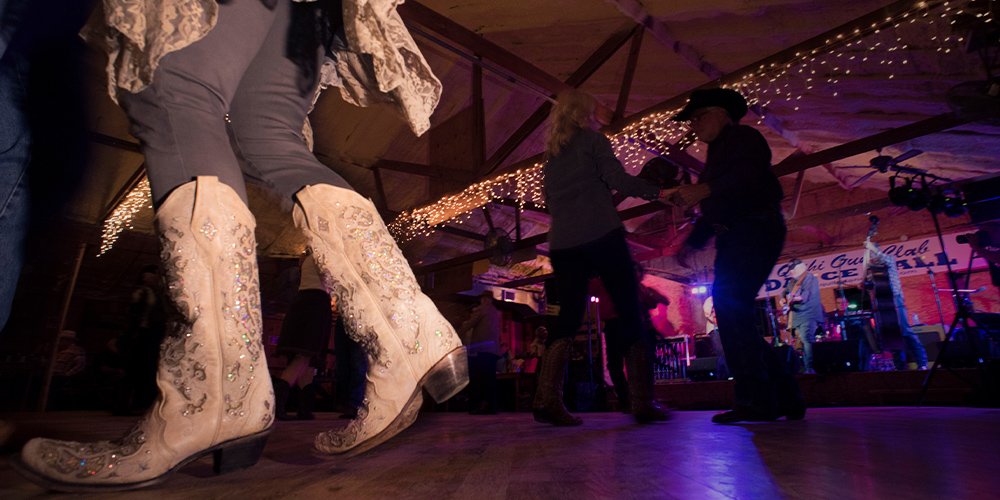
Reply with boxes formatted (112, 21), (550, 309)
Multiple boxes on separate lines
(37, 242), (87, 411)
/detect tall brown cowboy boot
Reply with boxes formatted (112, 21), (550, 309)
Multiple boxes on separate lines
(625, 339), (671, 423)
(532, 337), (583, 426)
(294, 184), (468, 455)
(14, 177), (274, 491)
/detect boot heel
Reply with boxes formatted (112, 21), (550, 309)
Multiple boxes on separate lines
(213, 431), (270, 475)
(422, 347), (469, 403)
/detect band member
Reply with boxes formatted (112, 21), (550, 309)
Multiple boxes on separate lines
(665, 88), (805, 423)
(864, 240), (929, 370)
(779, 259), (823, 373)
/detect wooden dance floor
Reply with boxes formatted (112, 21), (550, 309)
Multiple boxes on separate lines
(1, 407), (998, 499)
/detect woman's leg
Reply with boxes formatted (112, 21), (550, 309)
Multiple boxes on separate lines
(118, 0), (279, 206)
(532, 246), (589, 426)
(226, 1), (353, 200)
(591, 230), (668, 422)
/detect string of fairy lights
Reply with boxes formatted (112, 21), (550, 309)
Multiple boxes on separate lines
(98, 0), (988, 252)
(98, 177), (152, 256)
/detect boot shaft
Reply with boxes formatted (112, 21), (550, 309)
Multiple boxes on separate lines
(293, 184), (461, 376)
(155, 177), (273, 441)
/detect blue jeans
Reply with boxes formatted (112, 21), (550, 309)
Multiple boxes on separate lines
(0, 45), (30, 333)
(792, 321), (818, 372)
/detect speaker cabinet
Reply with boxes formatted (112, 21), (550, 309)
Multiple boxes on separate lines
(813, 339), (863, 374)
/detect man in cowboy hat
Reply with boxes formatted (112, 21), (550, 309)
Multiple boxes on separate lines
(662, 88), (805, 423)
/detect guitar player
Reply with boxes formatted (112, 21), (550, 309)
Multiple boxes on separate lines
(780, 259), (823, 374)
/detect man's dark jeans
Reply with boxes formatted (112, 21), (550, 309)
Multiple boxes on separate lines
(712, 212), (803, 414)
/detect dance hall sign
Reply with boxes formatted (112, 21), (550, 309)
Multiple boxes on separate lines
(757, 232), (990, 297)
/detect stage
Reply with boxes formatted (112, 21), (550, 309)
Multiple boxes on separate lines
(654, 367), (995, 411)
(1, 406), (998, 499)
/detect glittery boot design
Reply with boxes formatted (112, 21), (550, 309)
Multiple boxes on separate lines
(15, 177), (274, 492)
(294, 184), (468, 455)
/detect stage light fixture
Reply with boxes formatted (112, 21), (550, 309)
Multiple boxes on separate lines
(927, 189), (947, 214)
(888, 176), (914, 207)
(943, 194), (967, 217)
(907, 180), (930, 211)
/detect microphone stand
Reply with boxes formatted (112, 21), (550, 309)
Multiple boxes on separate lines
(919, 209), (993, 405)
(925, 267), (948, 330)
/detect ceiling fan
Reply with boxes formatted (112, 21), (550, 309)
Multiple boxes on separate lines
(483, 228), (514, 266)
(840, 148), (924, 187)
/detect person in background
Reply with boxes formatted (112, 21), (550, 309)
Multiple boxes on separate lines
(117, 264), (167, 414)
(460, 291), (503, 415)
(604, 264), (670, 413)
(47, 330), (87, 410)
(333, 312), (367, 419)
(665, 88), (805, 424)
(779, 259), (823, 374)
(274, 251), (332, 421)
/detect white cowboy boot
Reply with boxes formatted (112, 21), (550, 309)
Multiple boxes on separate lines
(15, 177), (274, 492)
(294, 184), (467, 455)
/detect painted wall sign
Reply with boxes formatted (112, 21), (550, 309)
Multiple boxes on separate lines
(758, 232), (989, 298)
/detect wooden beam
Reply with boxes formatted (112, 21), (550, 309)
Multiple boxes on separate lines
(772, 112), (979, 177)
(89, 132), (141, 153)
(472, 55), (486, 174)
(613, 25), (644, 122)
(102, 163), (147, 220)
(398, 1), (568, 97)
(788, 170), (806, 219)
(515, 206), (521, 241)
(481, 21), (638, 176)
(413, 233), (548, 275)
(372, 159), (476, 182)
(494, 198), (548, 214)
(481, 206), (496, 232)
(501, 273), (553, 288)
(372, 166), (388, 210)
(624, 231), (672, 250)
(786, 198), (895, 230)
(437, 225), (487, 242)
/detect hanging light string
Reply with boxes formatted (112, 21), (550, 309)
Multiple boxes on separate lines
(99, 0), (983, 252)
(98, 177), (152, 256)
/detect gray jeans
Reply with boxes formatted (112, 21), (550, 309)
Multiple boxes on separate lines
(120, 0), (351, 207)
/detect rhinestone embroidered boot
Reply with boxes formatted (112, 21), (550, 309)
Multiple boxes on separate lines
(14, 177), (274, 491)
(294, 184), (468, 455)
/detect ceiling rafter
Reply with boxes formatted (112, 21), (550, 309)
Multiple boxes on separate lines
(481, 20), (640, 177)
(613, 25), (645, 122)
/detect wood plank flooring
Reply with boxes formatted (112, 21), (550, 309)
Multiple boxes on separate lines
(1, 407), (998, 499)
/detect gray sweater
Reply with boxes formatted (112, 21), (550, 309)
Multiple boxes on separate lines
(543, 128), (660, 250)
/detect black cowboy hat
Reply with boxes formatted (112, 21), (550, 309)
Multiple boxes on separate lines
(672, 88), (748, 122)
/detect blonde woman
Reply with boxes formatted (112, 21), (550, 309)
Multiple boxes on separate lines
(534, 89), (670, 426)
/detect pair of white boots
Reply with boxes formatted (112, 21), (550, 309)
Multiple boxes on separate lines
(14, 177), (468, 492)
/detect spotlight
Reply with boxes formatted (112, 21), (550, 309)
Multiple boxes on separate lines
(888, 176), (913, 207)
(927, 189), (947, 214)
(943, 194), (967, 217)
(907, 182), (929, 211)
